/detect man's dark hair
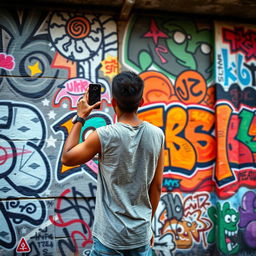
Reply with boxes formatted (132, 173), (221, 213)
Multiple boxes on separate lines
(112, 71), (144, 113)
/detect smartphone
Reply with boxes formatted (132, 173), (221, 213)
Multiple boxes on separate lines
(88, 83), (101, 109)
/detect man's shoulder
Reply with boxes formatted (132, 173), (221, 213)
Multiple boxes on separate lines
(143, 121), (164, 136)
(96, 123), (120, 137)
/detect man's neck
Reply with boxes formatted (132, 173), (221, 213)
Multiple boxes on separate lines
(117, 112), (143, 126)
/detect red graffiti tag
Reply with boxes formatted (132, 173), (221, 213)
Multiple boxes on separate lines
(223, 26), (256, 61)
(49, 188), (93, 255)
(0, 146), (32, 165)
(183, 193), (212, 248)
(143, 19), (168, 45)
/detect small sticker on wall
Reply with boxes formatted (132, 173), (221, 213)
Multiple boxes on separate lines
(16, 237), (31, 253)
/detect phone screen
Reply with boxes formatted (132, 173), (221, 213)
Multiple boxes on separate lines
(88, 83), (101, 109)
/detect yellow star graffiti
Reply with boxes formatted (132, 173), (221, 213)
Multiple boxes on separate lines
(28, 61), (42, 76)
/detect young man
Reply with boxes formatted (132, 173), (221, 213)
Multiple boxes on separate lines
(62, 71), (165, 256)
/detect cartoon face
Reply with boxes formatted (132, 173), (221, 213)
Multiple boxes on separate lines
(163, 20), (212, 73)
(124, 17), (213, 80)
(161, 218), (198, 249)
(207, 202), (240, 254)
(220, 202), (239, 253)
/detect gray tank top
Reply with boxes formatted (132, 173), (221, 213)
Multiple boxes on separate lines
(93, 121), (164, 250)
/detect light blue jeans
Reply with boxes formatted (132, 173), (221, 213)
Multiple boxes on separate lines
(89, 237), (152, 256)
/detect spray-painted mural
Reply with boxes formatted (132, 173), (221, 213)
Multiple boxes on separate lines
(213, 21), (256, 255)
(122, 16), (256, 255)
(0, 8), (256, 255)
(0, 9), (117, 255)
(122, 15), (216, 256)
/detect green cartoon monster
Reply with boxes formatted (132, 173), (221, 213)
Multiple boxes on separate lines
(163, 20), (212, 72)
(207, 202), (240, 254)
(124, 17), (213, 81)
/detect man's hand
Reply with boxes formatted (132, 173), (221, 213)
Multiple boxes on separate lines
(61, 89), (101, 166)
(77, 90), (101, 118)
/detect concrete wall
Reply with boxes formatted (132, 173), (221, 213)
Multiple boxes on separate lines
(0, 8), (256, 256)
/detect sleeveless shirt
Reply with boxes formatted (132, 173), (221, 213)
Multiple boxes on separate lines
(93, 121), (164, 250)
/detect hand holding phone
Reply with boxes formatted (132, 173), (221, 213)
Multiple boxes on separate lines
(88, 83), (101, 109)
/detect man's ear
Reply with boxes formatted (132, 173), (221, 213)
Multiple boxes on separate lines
(139, 97), (144, 107)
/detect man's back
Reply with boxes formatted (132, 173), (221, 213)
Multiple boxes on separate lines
(93, 121), (164, 250)
(61, 71), (164, 255)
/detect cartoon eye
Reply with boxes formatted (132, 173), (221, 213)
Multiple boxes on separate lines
(173, 31), (186, 44)
(225, 214), (231, 223)
(175, 205), (181, 212)
(231, 214), (237, 222)
(187, 222), (192, 227)
(171, 223), (184, 234)
(200, 43), (211, 55)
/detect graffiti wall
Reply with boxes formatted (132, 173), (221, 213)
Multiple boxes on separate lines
(0, 9), (117, 255)
(213, 21), (256, 255)
(122, 15), (216, 255)
(0, 8), (256, 256)
(122, 16), (256, 255)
